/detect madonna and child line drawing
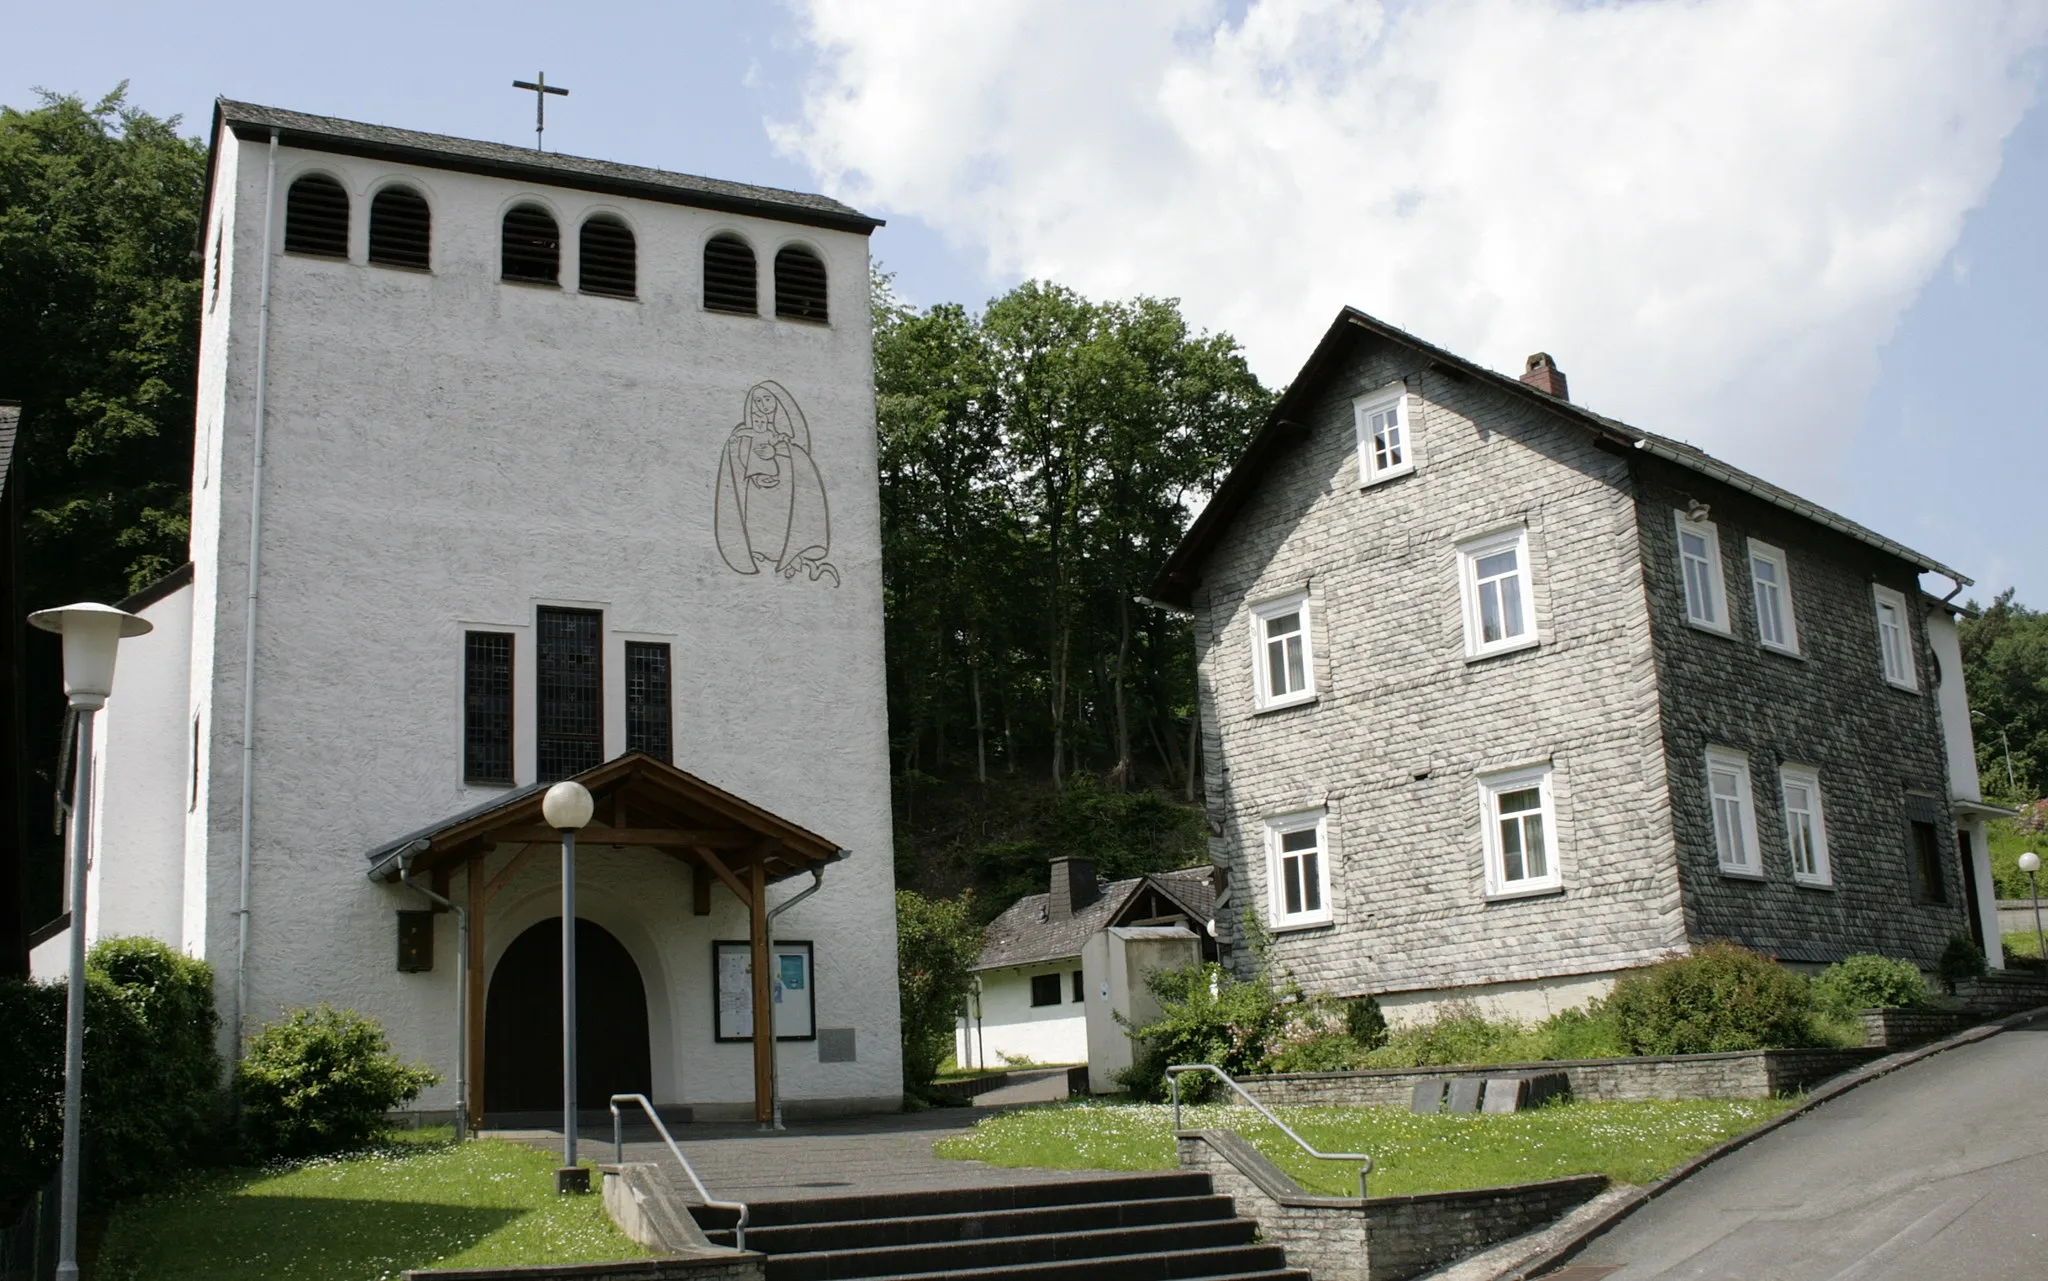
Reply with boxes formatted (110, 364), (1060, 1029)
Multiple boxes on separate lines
(713, 380), (839, 587)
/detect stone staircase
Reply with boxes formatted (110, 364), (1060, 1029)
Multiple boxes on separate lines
(690, 1172), (1311, 1281)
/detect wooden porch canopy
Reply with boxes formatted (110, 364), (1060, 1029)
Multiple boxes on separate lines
(366, 752), (846, 1128)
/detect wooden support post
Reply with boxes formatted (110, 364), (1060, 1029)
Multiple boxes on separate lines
(466, 851), (487, 1133)
(750, 857), (772, 1124)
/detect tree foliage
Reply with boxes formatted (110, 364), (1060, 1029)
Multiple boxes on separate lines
(876, 272), (1272, 900)
(1, 86), (205, 603)
(894, 889), (982, 1095)
(1958, 589), (2048, 802)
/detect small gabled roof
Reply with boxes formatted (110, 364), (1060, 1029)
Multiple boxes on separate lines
(1149, 308), (1969, 608)
(207, 99), (883, 236)
(364, 751), (846, 884)
(974, 865), (1217, 972)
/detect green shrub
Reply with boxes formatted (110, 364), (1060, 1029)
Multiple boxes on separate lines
(1936, 932), (1989, 995)
(896, 890), (982, 1097)
(1119, 961), (1294, 1100)
(1343, 995), (1389, 1051)
(0, 938), (223, 1210)
(1606, 943), (1821, 1055)
(236, 1005), (438, 1159)
(1531, 1005), (1628, 1061)
(1812, 954), (1929, 1018)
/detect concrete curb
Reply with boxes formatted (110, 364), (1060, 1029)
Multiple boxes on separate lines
(1480, 1004), (2048, 1281)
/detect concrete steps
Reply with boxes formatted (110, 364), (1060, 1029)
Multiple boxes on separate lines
(692, 1173), (1311, 1281)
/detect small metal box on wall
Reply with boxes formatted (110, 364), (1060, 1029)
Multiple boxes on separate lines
(396, 910), (435, 972)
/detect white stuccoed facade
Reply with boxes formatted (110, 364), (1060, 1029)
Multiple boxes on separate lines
(63, 101), (904, 1119)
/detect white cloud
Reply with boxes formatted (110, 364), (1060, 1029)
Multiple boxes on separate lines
(775, 0), (2046, 491)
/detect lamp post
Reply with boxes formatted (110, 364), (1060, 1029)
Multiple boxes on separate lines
(542, 780), (593, 1193)
(2021, 852), (2044, 966)
(27, 602), (152, 1281)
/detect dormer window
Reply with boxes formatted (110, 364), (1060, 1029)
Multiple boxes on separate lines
(774, 245), (828, 323)
(368, 186), (431, 270)
(501, 204), (560, 285)
(703, 233), (757, 314)
(579, 215), (636, 299)
(284, 175), (348, 258)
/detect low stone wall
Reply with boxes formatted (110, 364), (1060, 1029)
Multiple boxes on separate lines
(405, 1257), (763, 1281)
(1955, 973), (2048, 1016)
(1234, 1047), (1883, 1110)
(1860, 1008), (1977, 1048)
(1176, 1129), (1605, 1281)
(923, 1065), (1087, 1105)
(1997, 901), (2045, 939)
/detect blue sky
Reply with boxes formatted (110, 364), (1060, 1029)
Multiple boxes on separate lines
(6, 0), (2043, 604)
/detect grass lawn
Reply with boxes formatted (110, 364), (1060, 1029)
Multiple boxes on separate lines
(2004, 929), (2044, 958)
(91, 1131), (650, 1281)
(936, 1098), (1798, 1197)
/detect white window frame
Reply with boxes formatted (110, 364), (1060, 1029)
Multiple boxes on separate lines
(1705, 746), (1762, 877)
(1479, 764), (1561, 898)
(1780, 764), (1832, 887)
(1457, 528), (1538, 658)
(1747, 539), (1799, 655)
(1265, 809), (1332, 930)
(1675, 510), (1730, 635)
(1872, 585), (1916, 690)
(1249, 592), (1316, 710)
(1353, 383), (1414, 486)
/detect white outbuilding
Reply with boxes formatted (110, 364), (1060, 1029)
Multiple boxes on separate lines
(33, 100), (902, 1126)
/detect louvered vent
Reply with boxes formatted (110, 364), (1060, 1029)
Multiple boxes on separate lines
(579, 215), (636, 299)
(284, 175), (348, 258)
(774, 245), (829, 323)
(501, 204), (560, 285)
(368, 186), (431, 270)
(702, 233), (757, 314)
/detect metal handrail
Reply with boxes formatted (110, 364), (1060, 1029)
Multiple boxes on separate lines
(609, 1093), (749, 1251)
(1167, 1064), (1373, 1199)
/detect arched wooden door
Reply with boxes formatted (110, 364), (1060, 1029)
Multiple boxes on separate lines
(484, 918), (653, 1114)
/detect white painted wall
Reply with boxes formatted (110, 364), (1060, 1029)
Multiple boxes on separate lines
(85, 584), (195, 948)
(145, 124), (901, 1113)
(1926, 608), (1984, 801)
(957, 964), (1088, 1068)
(1084, 926), (1198, 1094)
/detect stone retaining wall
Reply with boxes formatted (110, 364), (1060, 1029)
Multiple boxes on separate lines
(1176, 1129), (1605, 1281)
(1860, 1008), (1976, 1049)
(1234, 1047), (1883, 1109)
(404, 1257), (763, 1281)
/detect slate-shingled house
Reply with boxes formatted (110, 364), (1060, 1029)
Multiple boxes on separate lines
(959, 861), (1216, 1085)
(1151, 308), (1994, 1023)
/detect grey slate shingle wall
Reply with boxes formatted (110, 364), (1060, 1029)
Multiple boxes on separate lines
(1195, 336), (1686, 998)
(1630, 459), (1971, 965)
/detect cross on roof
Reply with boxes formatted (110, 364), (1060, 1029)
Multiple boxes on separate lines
(511, 72), (570, 151)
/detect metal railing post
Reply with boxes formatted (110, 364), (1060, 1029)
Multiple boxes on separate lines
(1166, 1063), (1373, 1200)
(610, 1093), (749, 1250)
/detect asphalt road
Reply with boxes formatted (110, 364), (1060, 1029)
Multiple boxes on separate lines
(1568, 1023), (2048, 1280)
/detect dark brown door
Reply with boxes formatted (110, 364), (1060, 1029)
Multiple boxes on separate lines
(484, 917), (652, 1115)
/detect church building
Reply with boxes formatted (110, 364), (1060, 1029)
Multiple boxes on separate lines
(33, 99), (904, 1126)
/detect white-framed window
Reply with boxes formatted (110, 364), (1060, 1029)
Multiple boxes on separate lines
(1675, 511), (1729, 634)
(1780, 765), (1831, 886)
(1705, 746), (1761, 875)
(1265, 810), (1332, 929)
(1250, 593), (1315, 709)
(1748, 540), (1798, 654)
(1353, 384), (1413, 485)
(1458, 528), (1536, 657)
(1872, 585), (1916, 690)
(1479, 765), (1561, 896)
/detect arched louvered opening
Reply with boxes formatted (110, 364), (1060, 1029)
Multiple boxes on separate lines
(702, 233), (757, 315)
(774, 245), (829, 323)
(579, 215), (636, 299)
(501, 204), (560, 285)
(368, 185), (432, 270)
(284, 174), (349, 258)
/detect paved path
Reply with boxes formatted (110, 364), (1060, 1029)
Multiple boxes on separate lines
(498, 1107), (1121, 1204)
(1567, 1023), (2048, 1281)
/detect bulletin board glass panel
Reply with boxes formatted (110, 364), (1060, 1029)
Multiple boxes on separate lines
(713, 940), (816, 1042)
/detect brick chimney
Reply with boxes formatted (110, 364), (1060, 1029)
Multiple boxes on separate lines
(1048, 857), (1099, 921)
(1520, 352), (1569, 400)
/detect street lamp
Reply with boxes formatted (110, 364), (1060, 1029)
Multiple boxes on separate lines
(28, 602), (152, 1281)
(542, 779), (593, 1194)
(2021, 852), (2044, 966)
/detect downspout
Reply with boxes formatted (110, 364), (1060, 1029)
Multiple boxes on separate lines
(395, 840), (468, 1142)
(232, 128), (280, 1049)
(763, 865), (828, 1130)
